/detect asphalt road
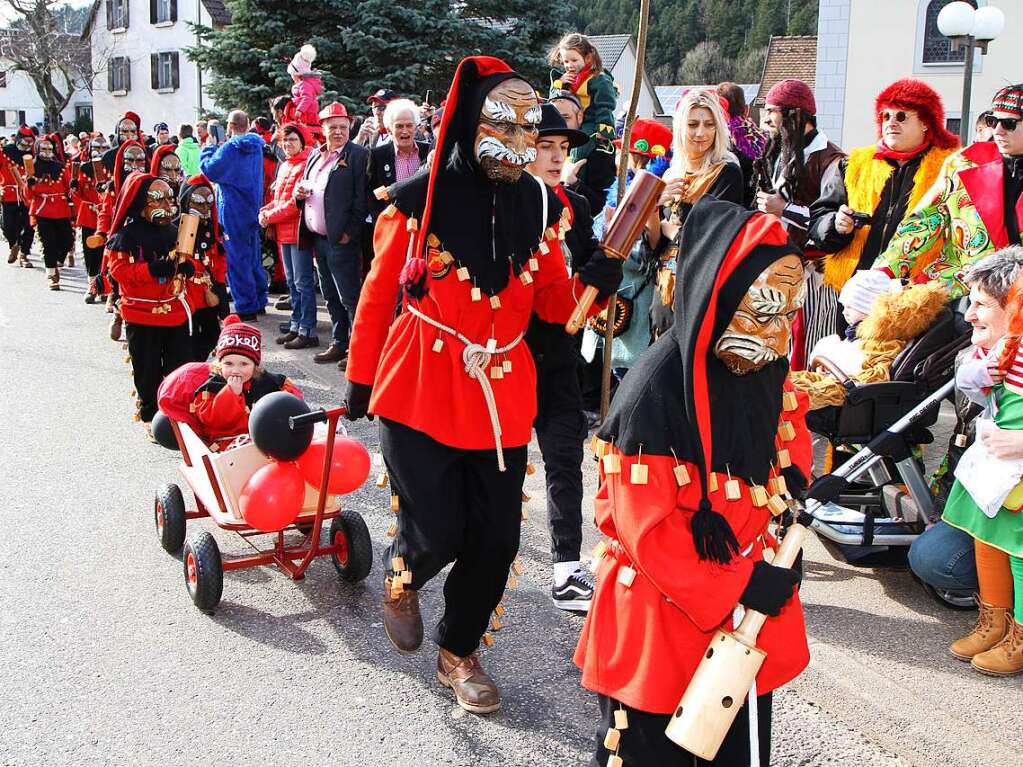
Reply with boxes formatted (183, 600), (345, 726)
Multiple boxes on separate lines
(1, 250), (1014, 766)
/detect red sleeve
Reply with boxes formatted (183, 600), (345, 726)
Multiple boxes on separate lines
(193, 385), (248, 434)
(531, 228), (606, 324)
(282, 379), (303, 398)
(107, 248), (158, 289)
(261, 197), (300, 225)
(96, 193), (113, 234)
(346, 205), (410, 386)
(607, 453), (754, 632)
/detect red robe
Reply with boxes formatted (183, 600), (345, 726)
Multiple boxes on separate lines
(573, 383), (814, 714)
(25, 166), (71, 220)
(107, 244), (205, 327)
(193, 377), (302, 443)
(347, 204), (602, 450)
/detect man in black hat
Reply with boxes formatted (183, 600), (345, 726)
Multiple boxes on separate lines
(354, 88), (397, 149)
(550, 89), (617, 214)
(524, 103), (601, 612)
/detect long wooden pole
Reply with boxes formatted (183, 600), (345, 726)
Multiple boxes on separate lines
(599, 0), (652, 421)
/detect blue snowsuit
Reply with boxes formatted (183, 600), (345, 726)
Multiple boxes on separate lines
(200, 133), (267, 314)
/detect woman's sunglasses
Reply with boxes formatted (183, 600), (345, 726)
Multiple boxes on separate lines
(879, 110), (911, 124)
(984, 114), (1021, 132)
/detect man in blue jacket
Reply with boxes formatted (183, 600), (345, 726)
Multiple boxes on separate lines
(199, 110), (267, 319)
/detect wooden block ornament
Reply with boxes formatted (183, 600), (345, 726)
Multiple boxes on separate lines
(520, 270), (533, 286)
(617, 566), (636, 587)
(673, 463), (691, 487)
(482, 633), (495, 647)
(390, 495), (400, 513)
(490, 294), (501, 310)
(613, 708), (629, 730)
(769, 475), (787, 497)
(602, 452), (622, 474)
(607, 755), (623, 767)
(375, 472), (389, 488)
(456, 266), (470, 282)
(750, 485), (769, 507)
(767, 494), (788, 517)
(777, 448), (792, 468)
(471, 287), (482, 302)
(778, 420), (796, 442)
(603, 727), (621, 750)
(783, 391), (798, 411)
(391, 556), (405, 572)
(432, 338), (444, 353)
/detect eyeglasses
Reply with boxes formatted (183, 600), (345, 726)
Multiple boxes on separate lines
(984, 114), (1021, 132)
(879, 110), (910, 124)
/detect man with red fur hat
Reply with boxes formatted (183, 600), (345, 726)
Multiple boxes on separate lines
(809, 78), (959, 302)
(873, 84), (1023, 297)
(2, 125), (35, 267)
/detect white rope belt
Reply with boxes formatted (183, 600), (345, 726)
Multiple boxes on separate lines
(406, 304), (522, 472)
(129, 291), (193, 335)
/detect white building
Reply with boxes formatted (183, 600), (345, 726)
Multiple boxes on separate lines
(588, 34), (663, 120)
(85, 0), (228, 133)
(816, 0), (1018, 147)
(0, 60), (91, 131)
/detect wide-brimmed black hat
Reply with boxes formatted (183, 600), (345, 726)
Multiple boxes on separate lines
(537, 103), (588, 148)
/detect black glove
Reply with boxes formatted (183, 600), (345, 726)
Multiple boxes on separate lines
(176, 260), (195, 278)
(345, 381), (374, 421)
(25, 176), (35, 187)
(649, 300), (674, 337)
(739, 560), (799, 616)
(781, 464), (807, 497)
(147, 259), (175, 279)
(578, 252), (623, 297)
(69, 179), (79, 190)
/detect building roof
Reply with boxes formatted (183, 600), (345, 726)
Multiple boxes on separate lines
(655, 84), (759, 115)
(753, 35), (817, 107)
(589, 34), (632, 71)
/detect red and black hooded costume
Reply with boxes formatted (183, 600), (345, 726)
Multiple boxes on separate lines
(0, 125), (33, 204)
(345, 55), (621, 660)
(180, 173), (230, 361)
(25, 133), (71, 222)
(575, 198), (813, 761)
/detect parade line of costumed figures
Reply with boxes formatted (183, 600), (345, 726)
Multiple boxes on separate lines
(11, 37), (1023, 766)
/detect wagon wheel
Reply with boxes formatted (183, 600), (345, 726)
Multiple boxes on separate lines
(155, 483), (187, 553)
(183, 531), (223, 613)
(328, 510), (372, 583)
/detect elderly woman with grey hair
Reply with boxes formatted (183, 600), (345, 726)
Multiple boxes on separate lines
(910, 245), (1023, 611)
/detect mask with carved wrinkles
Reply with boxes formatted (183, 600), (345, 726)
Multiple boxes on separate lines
(473, 78), (542, 183)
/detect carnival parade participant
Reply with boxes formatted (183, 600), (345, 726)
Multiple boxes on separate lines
(3, 125), (35, 267)
(151, 144), (184, 197)
(344, 55), (622, 714)
(102, 111), (148, 174)
(191, 314), (302, 447)
(200, 110), (268, 320)
(180, 174), (229, 361)
(576, 197), (811, 766)
(872, 84), (1023, 297)
(524, 103), (599, 612)
(105, 173), (203, 438)
(72, 134), (111, 303)
(24, 134), (74, 290)
(649, 89), (743, 334)
(755, 79), (845, 366)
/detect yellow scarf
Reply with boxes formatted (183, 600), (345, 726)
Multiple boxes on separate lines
(823, 145), (953, 291)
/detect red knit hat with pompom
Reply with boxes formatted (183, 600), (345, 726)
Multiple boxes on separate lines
(216, 314), (261, 365)
(875, 78), (959, 150)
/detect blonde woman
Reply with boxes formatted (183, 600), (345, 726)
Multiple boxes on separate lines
(648, 89), (743, 333)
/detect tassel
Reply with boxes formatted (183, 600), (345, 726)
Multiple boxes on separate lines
(690, 498), (740, 564)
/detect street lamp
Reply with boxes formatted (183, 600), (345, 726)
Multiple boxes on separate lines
(938, 1), (1005, 145)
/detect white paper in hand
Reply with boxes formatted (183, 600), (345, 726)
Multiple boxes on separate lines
(954, 418), (1023, 517)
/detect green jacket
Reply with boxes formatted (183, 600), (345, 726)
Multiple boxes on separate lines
(176, 136), (201, 177)
(550, 69), (618, 162)
(874, 141), (1023, 298)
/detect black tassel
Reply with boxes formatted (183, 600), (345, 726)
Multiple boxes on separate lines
(691, 498), (740, 564)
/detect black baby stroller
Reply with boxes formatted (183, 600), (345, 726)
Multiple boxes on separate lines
(802, 298), (973, 607)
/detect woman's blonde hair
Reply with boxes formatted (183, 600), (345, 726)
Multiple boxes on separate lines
(547, 33), (603, 72)
(670, 89), (729, 176)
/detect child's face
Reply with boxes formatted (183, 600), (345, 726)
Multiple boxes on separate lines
(561, 48), (586, 75)
(221, 354), (256, 383)
(842, 305), (867, 326)
(965, 286), (1009, 350)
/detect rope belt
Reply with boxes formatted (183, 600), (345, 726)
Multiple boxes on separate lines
(406, 304), (522, 471)
(128, 292), (193, 335)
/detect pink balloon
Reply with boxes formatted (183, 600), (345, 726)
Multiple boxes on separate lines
(297, 436), (371, 495)
(239, 460), (306, 532)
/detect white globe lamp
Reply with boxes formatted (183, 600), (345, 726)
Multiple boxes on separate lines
(937, 1), (976, 37)
(972, 6), (1005, 41)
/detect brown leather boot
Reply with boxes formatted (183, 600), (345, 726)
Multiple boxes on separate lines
(437, 648), (501, 714)
(109, 309), (123, 342)
(47, 268), (60, 291)
(382, 578), (423, 653)
(971, 618), (1023, 676)
(950, 596), (1010, 660)
(7, 244), (17, 264)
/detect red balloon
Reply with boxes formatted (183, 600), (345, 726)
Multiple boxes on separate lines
(238, 460), (306, 532)
(297, 436), (371, 495)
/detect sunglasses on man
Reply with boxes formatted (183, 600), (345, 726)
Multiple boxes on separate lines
(984, 114), (1021, 132)
(879, 110), (916, 124)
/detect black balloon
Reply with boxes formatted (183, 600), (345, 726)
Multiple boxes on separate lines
(151, 411), (180, 450)
(249, 392), (314, 461)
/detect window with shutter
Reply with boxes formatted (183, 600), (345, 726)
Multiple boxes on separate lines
(109, 57), (131, 93)
(151, 53), (159, 89)
(154, 0), (174, 24)
(922, 0), (978, 64)
(105, 0), (114, 29)
(108, 0), (129, 29)
(150, 0), (157, 23)
(171, 52), (180, 89)
(0, 112), (7, 128)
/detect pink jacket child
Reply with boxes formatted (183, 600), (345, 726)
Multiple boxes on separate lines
(288, 44), (323, 127)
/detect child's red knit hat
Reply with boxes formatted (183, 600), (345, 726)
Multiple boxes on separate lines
(216, 314), (261, 365)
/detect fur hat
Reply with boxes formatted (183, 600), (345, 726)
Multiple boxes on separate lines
(875, 79), (959, 150)
(288, 44), (317, 77)
(765, 79), (816, 115)
(216, 314), (261, 365)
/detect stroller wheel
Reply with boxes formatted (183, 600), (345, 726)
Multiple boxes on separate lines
(154, 484), (187, 553)
(183, 531), (223, 614)
(329, 510), (373, 583)
(922, 582), (975, 611)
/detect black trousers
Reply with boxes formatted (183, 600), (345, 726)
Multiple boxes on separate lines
(593, 693), (773, 767)
(126, 321), (191, 422)
(190, 281), (230, 361)
(81, 226), (104, 278)
(380, 417), (527, 658)
(2, 201), (33, 253)
(36, 217), (73, 268)
(535, 363), (586, 563)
